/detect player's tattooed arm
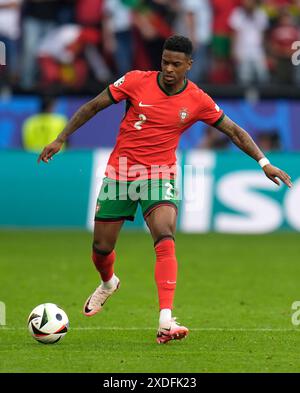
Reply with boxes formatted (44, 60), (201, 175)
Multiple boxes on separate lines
(38, 88), (113, 163)
(215, 115), (292, 188)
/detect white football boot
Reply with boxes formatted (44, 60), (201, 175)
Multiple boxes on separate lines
(156, 317), (189, 344)
(83, 277), (120, 316)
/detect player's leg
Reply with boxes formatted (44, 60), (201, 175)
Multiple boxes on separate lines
(83, 177), (138, 317)
(83, 220), (124, 316)
(145, 204), (177, 316)
(92, 219), (124, 286)
(145, 205), (189, 343)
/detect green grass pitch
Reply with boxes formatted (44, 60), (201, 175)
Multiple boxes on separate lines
(0, 230), (300, 373)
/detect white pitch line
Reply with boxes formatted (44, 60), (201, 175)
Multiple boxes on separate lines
(1, 327), (299, 332)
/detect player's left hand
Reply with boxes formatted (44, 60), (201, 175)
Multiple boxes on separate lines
(263, 164), (292, 188)
(37, 140), (63, 164)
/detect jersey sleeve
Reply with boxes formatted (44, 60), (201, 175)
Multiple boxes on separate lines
(107, 70), (141, 103)
(197, 91), (224, 126)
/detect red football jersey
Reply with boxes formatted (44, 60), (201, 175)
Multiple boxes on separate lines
(106, 70), (224, 180)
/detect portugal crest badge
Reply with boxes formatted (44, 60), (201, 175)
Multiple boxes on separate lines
(179, 108), (189, 123)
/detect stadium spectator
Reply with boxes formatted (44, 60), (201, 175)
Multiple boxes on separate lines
(262, 0), (300, 26)
(211, 0), (240, 59)
(0, 0), (22, 90)
(37, 24), (108, 90)
(132, 0), (175, 70)
(75, 0), (113, 85)
(209, 0), (240, 84)
(21, 0), (61, 90)
(268, 9), (300, 84)
(229, 0), (270, 86)
(75, 0), (103, 28)
(103, 0), (134, 76)
(22, 96), (68, 152)
(290, 0), (300, 23)
(175, 0), (212, 84)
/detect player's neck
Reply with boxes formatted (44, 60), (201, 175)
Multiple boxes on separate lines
(158, 73), (187, 96)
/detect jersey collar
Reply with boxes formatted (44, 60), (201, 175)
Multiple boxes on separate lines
(157, 72), (188, 96)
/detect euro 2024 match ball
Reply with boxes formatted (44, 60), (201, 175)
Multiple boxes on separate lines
(27, 303), (69, 344)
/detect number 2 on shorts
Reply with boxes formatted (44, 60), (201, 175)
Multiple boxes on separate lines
(165, 182), (174, 200)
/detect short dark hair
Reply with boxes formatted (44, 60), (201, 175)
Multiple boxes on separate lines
(163, 35), (193, 57)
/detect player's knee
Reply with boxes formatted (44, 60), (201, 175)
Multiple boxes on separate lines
(154, 232), (175, 247)
(153, 223), (174, 240)
(92, 240), (114, 255)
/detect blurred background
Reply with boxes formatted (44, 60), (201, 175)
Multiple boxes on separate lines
(0, 0), (300, 233)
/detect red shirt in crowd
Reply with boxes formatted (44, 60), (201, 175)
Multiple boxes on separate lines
(211, 0), (241, 35)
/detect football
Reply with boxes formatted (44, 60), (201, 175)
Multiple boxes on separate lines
(27, 303), (69, 344)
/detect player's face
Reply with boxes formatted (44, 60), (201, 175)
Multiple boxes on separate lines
(161, 50), (192, 86)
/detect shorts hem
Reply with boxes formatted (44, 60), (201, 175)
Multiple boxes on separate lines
(143, 201), (178, 219)
(95, 216), (134, 222)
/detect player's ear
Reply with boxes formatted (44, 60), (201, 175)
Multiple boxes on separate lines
(187, 57), (193, 71)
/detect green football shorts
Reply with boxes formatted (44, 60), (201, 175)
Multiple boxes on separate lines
(95, 177), (179, 222)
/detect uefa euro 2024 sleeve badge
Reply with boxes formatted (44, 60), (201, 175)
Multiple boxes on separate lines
(114, 75), (125, 87)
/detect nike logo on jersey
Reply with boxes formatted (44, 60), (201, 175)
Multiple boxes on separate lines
(139, 102), (154, 107)
(166, 281), (176, 285)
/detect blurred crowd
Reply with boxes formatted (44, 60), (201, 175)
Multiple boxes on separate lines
(1, 0), (300, 94)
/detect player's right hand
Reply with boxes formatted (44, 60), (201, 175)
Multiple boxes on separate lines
(37, 140), (63, 164)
